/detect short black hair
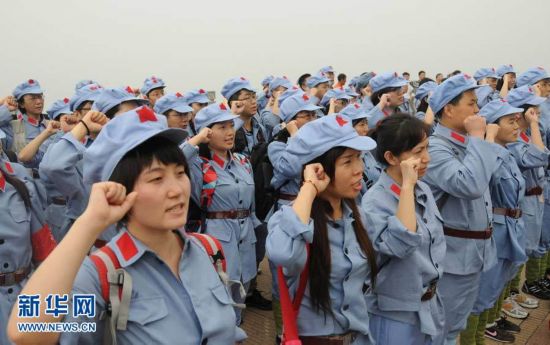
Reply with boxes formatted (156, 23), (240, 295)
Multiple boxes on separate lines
(298, 73), (311, 89)
(337, 73), (347, 82)
(418, 70), (426, 76)
(370, 87), (401, 106)
(369, 113), (430, 165)
(109, 136), (189, 221)
(403, 72), (410, 77)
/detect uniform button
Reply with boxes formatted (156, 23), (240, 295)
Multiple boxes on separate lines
(435, 263), (439, 268)
(431, 239), (435, 244)
(201, 338), (208, 345)
(239, 240), (243, 244)
(344, 276), (350, 282)
(344, 248), (349, 255)
(423, 218), (428, 224)
(7, 288), (13, 294)
(333, 223), (341, 229)
(235, 179), (239, 184)
(343, 304), (349, 311)
(240, 220), (245, 225)
(3, 263), (8, 268)
(485, 202), (488, 206)
(239, 200), (243, 205)
(0, 239), (4, 245)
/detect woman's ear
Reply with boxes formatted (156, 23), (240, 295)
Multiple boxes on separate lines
(383, 151), (399, 166)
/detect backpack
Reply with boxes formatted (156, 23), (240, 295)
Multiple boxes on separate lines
(89, 232), (237, 345)
(250, 129), (292, 221)
(186, 153), (252, 233)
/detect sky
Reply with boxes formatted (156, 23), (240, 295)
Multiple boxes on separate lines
(1, 0), (549, 103)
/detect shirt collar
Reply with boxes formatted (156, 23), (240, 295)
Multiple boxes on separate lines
(434, 123), (469, 148)
(18, 113), (43, 127)
(0, 160), (15, 191)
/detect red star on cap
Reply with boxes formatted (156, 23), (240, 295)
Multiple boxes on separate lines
(283, 76), (288, 79)
(90, 86), (98, 91)
(492, 68), (496, 72)
(151, 77), (158, 83)
(302, 94), (309, 101)
(463, 74), (472, 80)
(240, 77), (246, 81)
(500, 99), (507, 103)
(63, 98), (69, 103)
(353, 103), (360, 109)
(394, 72), (398, 77)
(28, 79), (34, 84)
(335, 115), (348, 127)
(219, 103), (227, 110)
(198, 89), (206, 94)
(292, 86), (298, 90)
(125, 86), (134, 94)
(175, 92), (183, 98)
(137, 106), (157, 123)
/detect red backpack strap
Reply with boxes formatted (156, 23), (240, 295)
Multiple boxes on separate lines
(199, 156), (217, 209)
(278, 243), (310, 344)
(187, 233), (227, 272)
(89, 245), (122, 303)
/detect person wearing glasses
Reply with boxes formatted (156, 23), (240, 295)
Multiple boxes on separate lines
(222, 77), (267, 158)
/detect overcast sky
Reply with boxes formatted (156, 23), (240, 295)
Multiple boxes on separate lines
(1, 0), (549, 103)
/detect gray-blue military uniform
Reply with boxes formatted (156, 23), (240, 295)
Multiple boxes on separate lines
(267, 205), (374, 345)
(60, 228), (246, 345)
(472, 146), (528, 314)
(362, 172), (446, 344)
(507, 133), (549, 259)
(0, 159), (56, 345)
(422, 124), (507, 342)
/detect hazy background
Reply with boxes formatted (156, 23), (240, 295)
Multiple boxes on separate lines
(1, 0), (549, 103)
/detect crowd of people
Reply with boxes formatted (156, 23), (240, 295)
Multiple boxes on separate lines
(1, 64), (550, 345)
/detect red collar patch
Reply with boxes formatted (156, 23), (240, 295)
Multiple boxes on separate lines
(450, 131), (466, 144)
(63, 98), (70, 104)
(27, 116), (39, 126)
(4, 162), (14, 174)
(219, 103), (227, 110)
(390, 184), (401, 196)
(353, 103), (360, 109)
(520, 132), (530, 143)
(137, 106), (157, 123)
(28, 79), (35, 85)
(212, 153), (225, 168)
(0, 172), (5, 192)
(115, 232), (139, 261)
(198, 89), (206, 94)
(302, 94), (310, 101)
(175, 92), (183, 98)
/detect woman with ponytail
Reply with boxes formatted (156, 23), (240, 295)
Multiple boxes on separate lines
(267, 114), (378, 344)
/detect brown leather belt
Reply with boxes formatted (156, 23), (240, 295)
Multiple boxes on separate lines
(51, 197), (67, 206)
(0, 266), (31, 286)
(443, 226), (493, 240)
(525, 186), (543, 196)
(278, 193), (297, 201)
(300, 332), (358, 345)
(421, 280), (438, 301)
(206, 209), (251, 219)
(493, 207), (522, 219)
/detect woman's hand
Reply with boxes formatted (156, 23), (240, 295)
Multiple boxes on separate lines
(80, 182), (137, 236)
(303, 163), (331, 195)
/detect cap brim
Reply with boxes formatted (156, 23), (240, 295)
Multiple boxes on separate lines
(173, 105), (193, 113)
(155, 128), (188, 144)
(299, 104), (322, 113)
(189, 95), (211, 104)
(341, 135), (377, 152)
(527, 95), (547, 106)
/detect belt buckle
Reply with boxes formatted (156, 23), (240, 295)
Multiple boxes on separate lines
(511, 209), (521, 218)
(4, 273), (15, 286)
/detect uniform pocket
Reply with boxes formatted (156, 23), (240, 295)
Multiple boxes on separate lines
(210, 284), (234, 305)
(127, 296), (168, 326)
(9, 194), (30, 223)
